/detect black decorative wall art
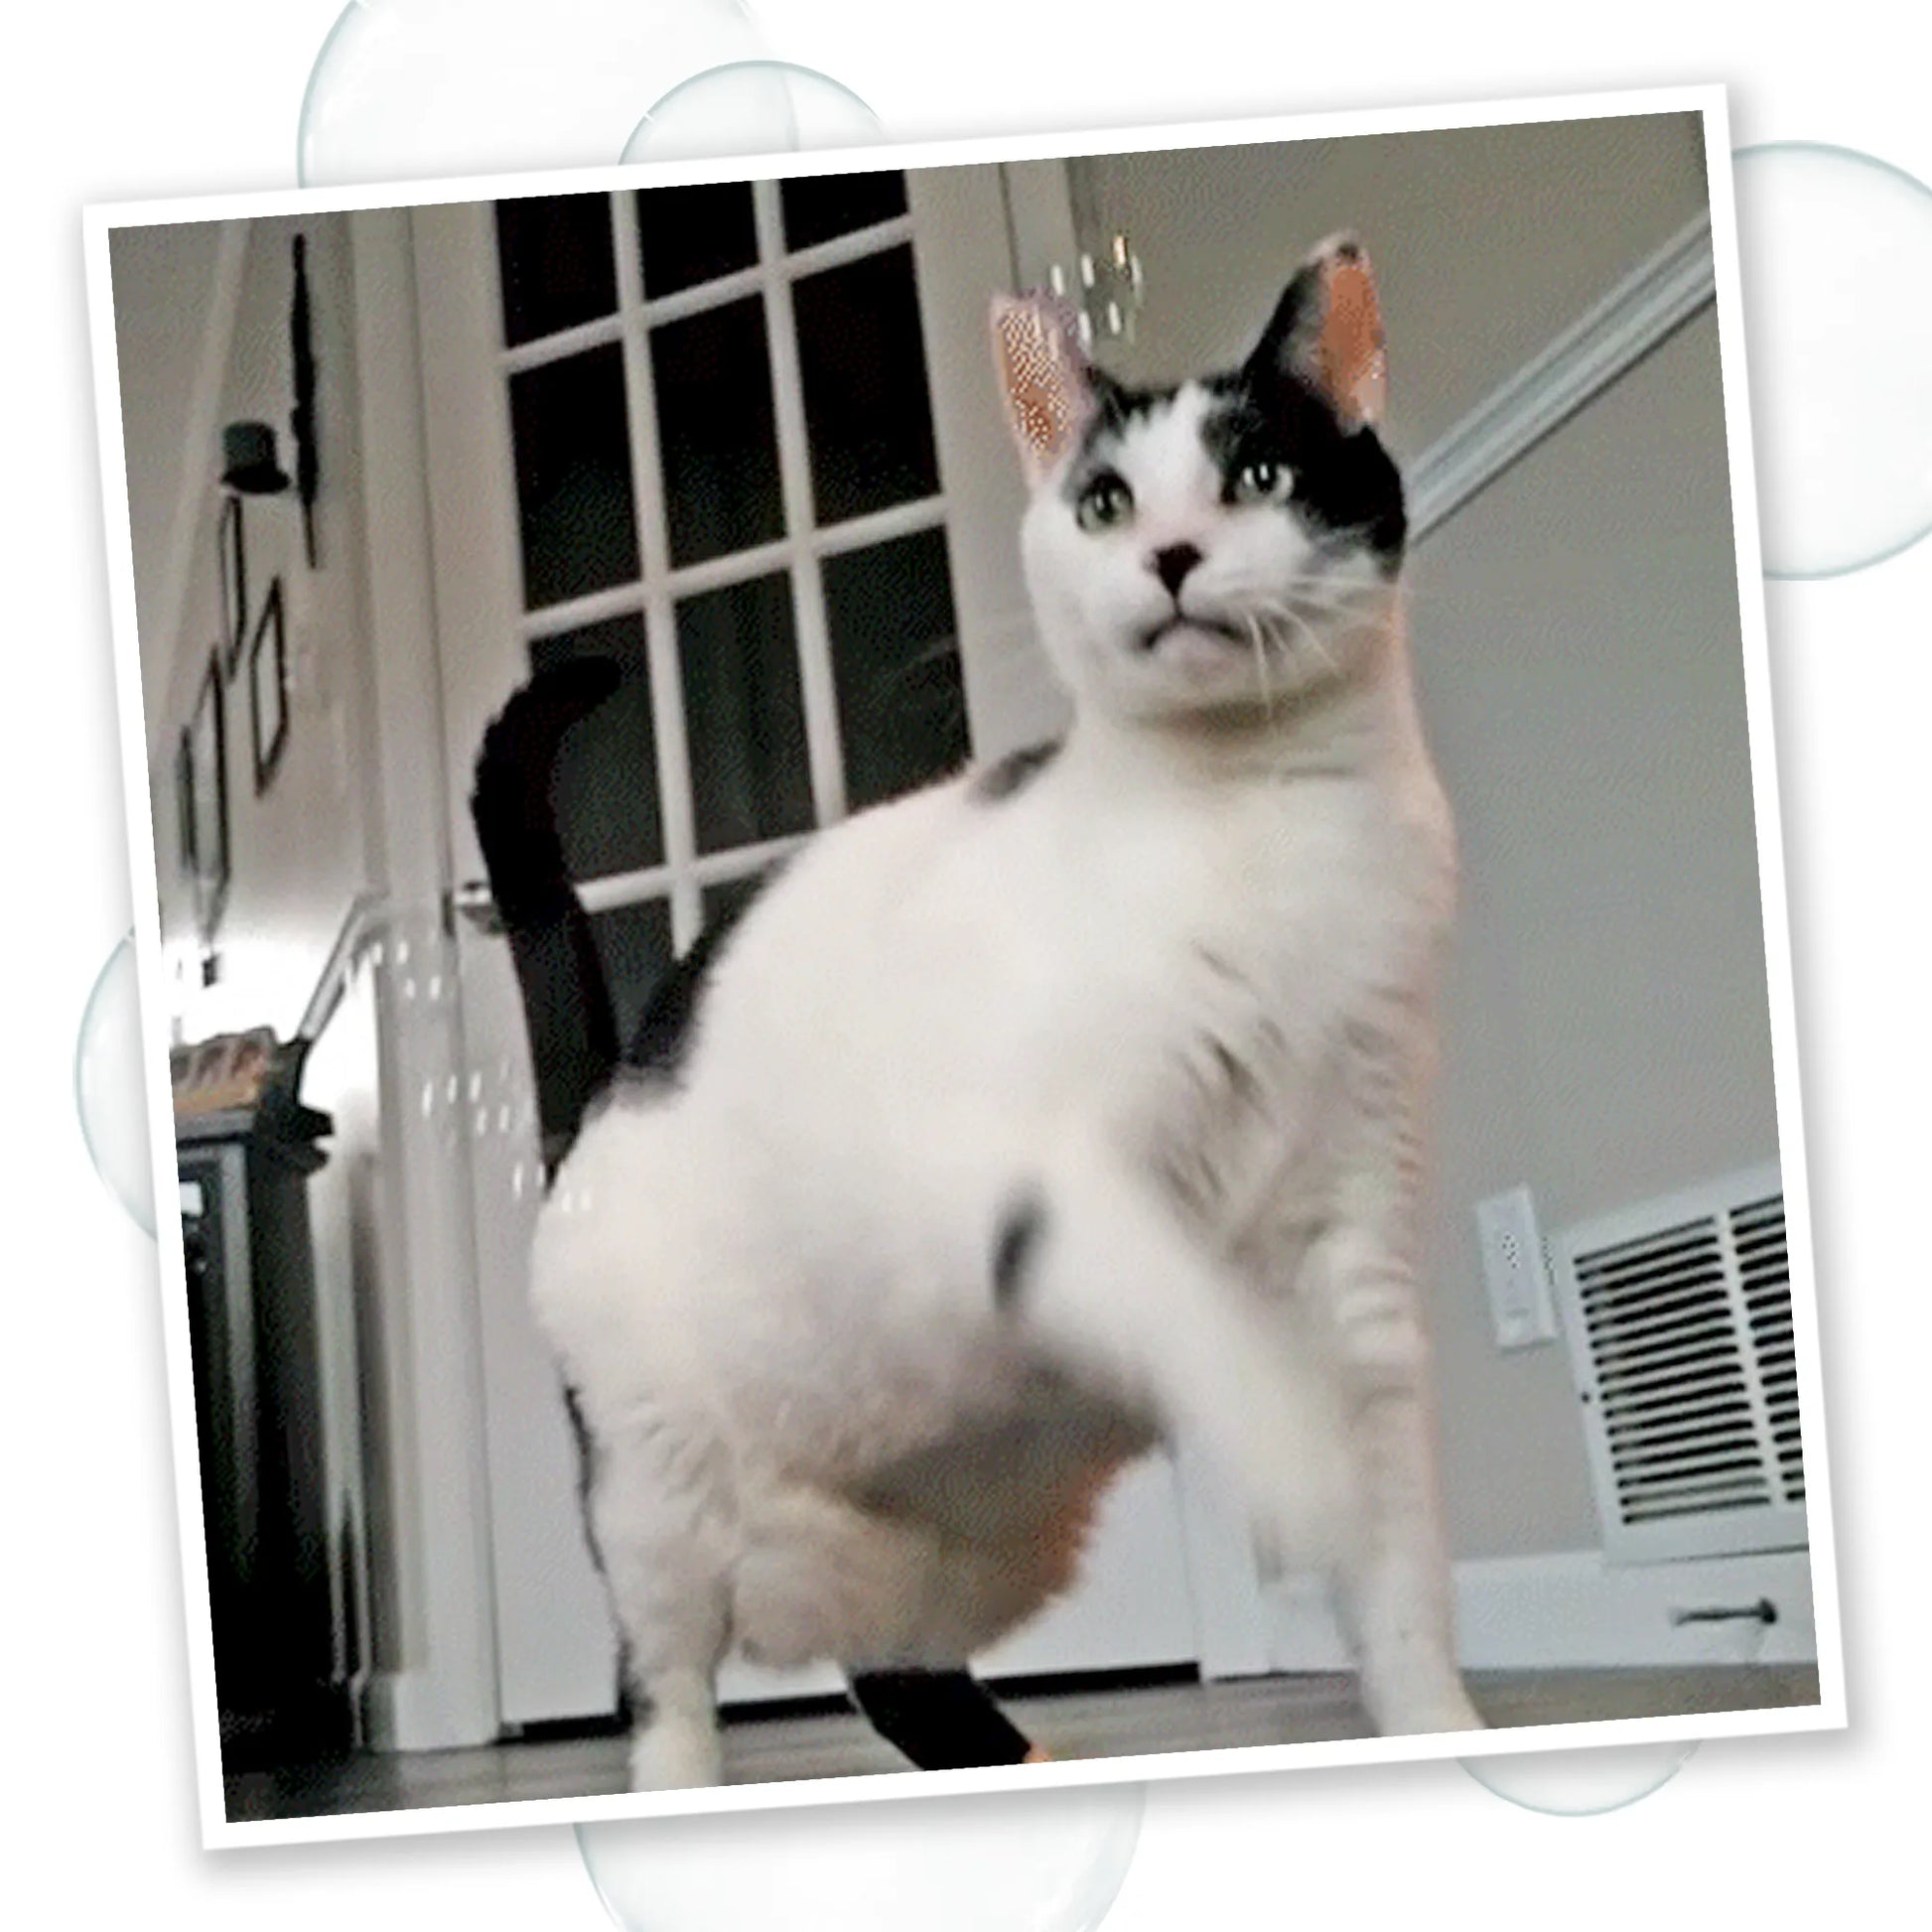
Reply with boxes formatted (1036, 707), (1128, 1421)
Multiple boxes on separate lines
(218, 493), (247, 676)
(190, 649), (229, 939)
(249, 579), (289, 794)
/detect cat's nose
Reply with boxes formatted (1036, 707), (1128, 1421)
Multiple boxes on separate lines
(1151, 543), (1203, 599)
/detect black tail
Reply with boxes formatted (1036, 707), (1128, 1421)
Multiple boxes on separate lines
(471, 657), (623, 1178)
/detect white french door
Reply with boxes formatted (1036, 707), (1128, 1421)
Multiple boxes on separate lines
(413, 163), (1208, 1727)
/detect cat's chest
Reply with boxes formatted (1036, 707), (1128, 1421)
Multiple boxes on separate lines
(1035, 782), (1445, 1215)
(1042, 784), (1428, 1063)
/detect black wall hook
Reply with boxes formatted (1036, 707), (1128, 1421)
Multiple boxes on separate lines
(1669, 1596), (1778, 1627)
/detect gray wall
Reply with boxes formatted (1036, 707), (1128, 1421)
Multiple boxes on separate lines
(1086, 112), (1709, 464)
(1087, 118), (1775, 1558)
(112, 210), (381, 1044)
(109, 210), (393, 1678)
(106, 218), (229, 704)
(1413, 309), (1776, 1556)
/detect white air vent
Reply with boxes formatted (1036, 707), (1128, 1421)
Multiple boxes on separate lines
(1551, 1162), (1806, 1563)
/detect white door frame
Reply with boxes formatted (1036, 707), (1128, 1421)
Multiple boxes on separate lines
(346, 206), (502, 1751)
(405, 168), (1214, 1726)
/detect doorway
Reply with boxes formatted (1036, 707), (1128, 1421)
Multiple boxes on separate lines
(411, 167), (1207, 1726)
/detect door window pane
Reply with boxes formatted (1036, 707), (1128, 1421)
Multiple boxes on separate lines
(780, 172), (907, 252)
(509, 345), (639, 609)
(637, 183), (759, 298)
(822, 528), (968, 810)
(677, 574), (814, 855)
(793, 246), (940, 525)
(651, 297), (785, 567)
(699, 869), (772, 939)
(528, 615), (663, 879)
(496, 195), (618, 346)
(588, 898), (675, 1059)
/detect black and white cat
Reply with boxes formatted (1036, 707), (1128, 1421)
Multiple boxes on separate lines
(473, 232), (1480, 1790)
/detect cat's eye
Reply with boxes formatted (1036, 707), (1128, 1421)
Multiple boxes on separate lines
(1231, 458), (1291, 503)
(1075, 473), (1135, 532)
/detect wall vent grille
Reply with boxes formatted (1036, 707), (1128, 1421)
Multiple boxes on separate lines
(1552, 1163), (1806, 1563)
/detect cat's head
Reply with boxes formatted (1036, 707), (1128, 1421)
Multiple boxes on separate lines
(993, 234), (1404, 727)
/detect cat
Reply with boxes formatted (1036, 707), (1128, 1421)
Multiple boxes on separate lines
(472, 231), (1481, 1791)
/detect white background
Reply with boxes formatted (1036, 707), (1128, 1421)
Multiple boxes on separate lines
(5, 1), (1928, 1923)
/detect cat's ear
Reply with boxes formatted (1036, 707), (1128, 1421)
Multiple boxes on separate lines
(991, 292), (1101, 483)
(1247, 233), (1388, 433)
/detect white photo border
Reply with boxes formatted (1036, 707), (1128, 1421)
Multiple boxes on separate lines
(81, 78), (1845, 1852)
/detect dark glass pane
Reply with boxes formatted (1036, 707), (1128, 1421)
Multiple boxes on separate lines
(793, 246), (939, 525)
(780, 172), (907, 252)
(699, 869), (771, 937)
(588, 898), (675, 1059)
(528, 615), (663, 878)
(637, 183), (759, 298)
(495, 196), (617, 346)
(509, 345), (639, 610)
(651, 298), (785, 567)
(822, 528), (968, 810)
(677, 574), (814, 855)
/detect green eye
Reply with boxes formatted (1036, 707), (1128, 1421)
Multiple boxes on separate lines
(1075, 473), (1135, 531)
(1232, 458), (1289, 503)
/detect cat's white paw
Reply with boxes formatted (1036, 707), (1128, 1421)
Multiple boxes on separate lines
(627, 1718), (724, 1791)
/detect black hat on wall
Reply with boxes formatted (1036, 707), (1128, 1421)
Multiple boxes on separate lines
(221, 421), (290, 494)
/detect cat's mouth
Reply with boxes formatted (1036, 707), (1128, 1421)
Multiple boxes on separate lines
(1138, 614), (1249, 654)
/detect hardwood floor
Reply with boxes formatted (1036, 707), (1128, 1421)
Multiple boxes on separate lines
(224, 1664), (1820, 1823)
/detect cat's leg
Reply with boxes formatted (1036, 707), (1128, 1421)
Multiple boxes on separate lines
(1311, 1222), (1482, 1736)
(585, 1408), (735, 1790)
(999, 1138), (1357, 1576)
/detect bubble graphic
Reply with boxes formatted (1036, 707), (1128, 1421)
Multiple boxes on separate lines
(579, 1783), (1144, 1932)
(300, 0), (772, 184)
(1733, 142), (1932, 577)
(1460, 1739), (1697, 1816)
(1459, 1596), (1782, 1813)
(74, 933), (156, 1235)
(622, 62), (882, 163)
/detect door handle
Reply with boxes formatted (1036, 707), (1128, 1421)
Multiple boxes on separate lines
(449, 879), (505, 937)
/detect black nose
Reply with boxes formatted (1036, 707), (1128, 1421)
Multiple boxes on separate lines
(1151, 543), (1203, 598)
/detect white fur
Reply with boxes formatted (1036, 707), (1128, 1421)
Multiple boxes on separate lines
(531, 361), (1480, 1789)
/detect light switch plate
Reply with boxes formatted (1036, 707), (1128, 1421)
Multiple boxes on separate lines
(1474, 1185), (1558, 1349)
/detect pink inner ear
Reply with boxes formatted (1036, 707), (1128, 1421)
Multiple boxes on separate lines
(994, 298), (1088, 471)
(1316, 257), (1386, 427)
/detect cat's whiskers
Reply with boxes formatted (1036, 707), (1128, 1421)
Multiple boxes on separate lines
(1250, 597), (1339, 679)
(1281, 578), (1382, 620)
(1241, 611), (1279, 724)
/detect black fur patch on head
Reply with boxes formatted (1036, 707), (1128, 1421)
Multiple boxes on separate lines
(1054, 352), (1404, 573)
(973, 740), (1062, 802)
(1201, 367), (1406, 571)
(992, 1195), (1047, 1310)
(1060, 372), (1178, 502)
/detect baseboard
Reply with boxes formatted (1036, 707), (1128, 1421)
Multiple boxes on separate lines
(1260, 1546), (1816, 1677)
